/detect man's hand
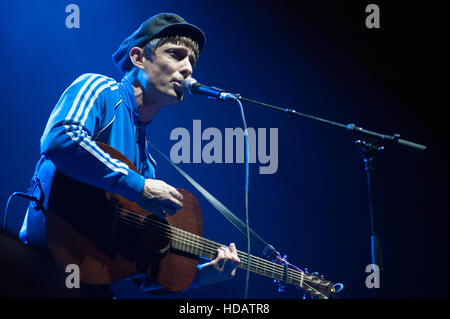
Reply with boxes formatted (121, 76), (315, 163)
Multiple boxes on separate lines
(137, 179), (183, 218)
(196, 243), (241, 287)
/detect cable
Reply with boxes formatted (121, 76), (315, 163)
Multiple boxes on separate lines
(235, 97), (251, 299)
(3, 192), (40, 232)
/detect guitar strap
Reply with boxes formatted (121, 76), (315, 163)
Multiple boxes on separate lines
(147, 140), (280, 260)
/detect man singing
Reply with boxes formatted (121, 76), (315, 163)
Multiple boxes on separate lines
(19, 13), (240, 296)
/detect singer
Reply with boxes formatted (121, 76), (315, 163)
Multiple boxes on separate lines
(18, 13), (240, 298)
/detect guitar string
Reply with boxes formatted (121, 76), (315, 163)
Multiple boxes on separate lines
(114, 219), (327, 298)
(116, 209), (296, 279)
(115, 214), (304, 282)
(115, 216), (290, 279)
(114, 217), (327, 298)
(116, 219), (326, 299)
(115, 209), (320, 286)
(115, 209), (328, 292)
(116, 206), (294, 275)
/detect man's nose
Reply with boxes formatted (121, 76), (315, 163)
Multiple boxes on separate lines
(179, 58), (193, 78)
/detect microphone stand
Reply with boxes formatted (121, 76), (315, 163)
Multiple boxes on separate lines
(238, 96), (426, 152)
(236, 94), (427, 298)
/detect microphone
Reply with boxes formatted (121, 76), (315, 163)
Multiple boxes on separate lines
(181, 78), (238, 101)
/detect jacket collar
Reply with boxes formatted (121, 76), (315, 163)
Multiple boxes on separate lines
(120, 77), (142, 126)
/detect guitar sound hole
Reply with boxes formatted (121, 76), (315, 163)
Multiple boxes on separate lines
(114, 212), (171, 263)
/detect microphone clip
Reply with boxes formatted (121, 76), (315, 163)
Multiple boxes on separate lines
(217, 91), (240, 102)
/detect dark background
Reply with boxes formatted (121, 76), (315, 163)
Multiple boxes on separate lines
(0, 0), (448, 299)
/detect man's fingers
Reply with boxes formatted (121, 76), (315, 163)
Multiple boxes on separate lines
(229, 243), (239, 256)
(225, 244), (240, 273)
(222, 247), (231, 258)
(162, 186), (183, 210)
(213, 245), (240, 274)
(217, 248), (226, 266)
(171, 188), (184, 202)
(227, 243), (240, 262)
(139, 179), (185, 214)
(166, 197), (183, 211)
(196, 243), (241, 286)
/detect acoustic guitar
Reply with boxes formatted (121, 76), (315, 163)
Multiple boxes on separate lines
(45, 142), (336, 299)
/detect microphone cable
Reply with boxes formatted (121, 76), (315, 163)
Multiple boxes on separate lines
(234, 97), (251, 299)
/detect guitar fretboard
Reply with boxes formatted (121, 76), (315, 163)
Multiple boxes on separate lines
(116, 210), (332, 299)
(171, 229), (303, 285)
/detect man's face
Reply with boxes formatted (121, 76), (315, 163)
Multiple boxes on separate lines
(142, 42), (196, 106)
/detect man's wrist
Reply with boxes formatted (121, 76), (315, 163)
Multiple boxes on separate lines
(120, 170), (145, 202)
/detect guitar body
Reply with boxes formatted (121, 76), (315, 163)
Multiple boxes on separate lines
(45, 143), (203, 293)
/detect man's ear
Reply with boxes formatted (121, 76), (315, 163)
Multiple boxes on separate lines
(129, 47), (145, 70)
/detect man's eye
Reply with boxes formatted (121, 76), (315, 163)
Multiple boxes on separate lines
(168, 51), (181, 59)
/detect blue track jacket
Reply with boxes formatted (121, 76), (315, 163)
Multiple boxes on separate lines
(20, 73), (157, 248)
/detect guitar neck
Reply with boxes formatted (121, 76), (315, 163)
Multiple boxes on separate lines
(116, 211), (333, 299)
(170, 227), (307, 289)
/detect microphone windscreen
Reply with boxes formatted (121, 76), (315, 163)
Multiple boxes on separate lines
(181, 77), (198, 94)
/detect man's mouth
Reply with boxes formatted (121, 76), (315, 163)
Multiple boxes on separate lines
(172, 81), (183, 95)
